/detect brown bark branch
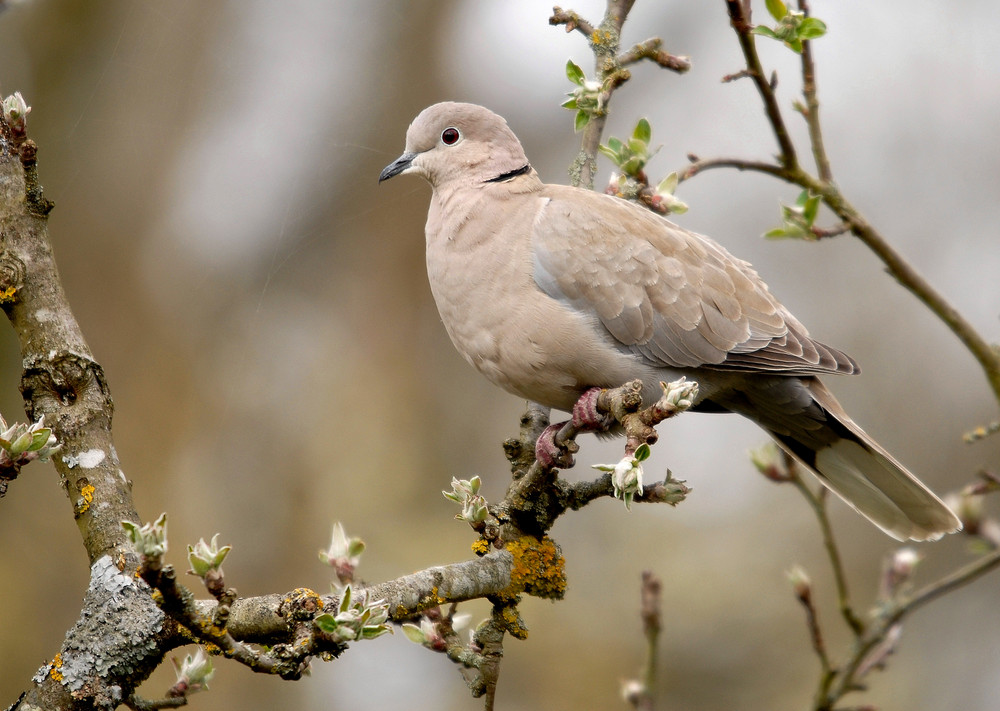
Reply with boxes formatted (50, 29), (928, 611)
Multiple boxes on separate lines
(797, 0), (832, 182)
(723, 0), (798, 169)
(821, 547), (1000, 709)
(1, 111), (138, 565)
(617, 37), (691, 72)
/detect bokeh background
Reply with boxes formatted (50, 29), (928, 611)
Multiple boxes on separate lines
(1, 1), (999, 709)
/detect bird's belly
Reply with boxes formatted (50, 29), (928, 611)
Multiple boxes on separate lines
(432, 274), (681, 412)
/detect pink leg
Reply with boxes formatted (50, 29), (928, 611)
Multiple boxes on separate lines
(534, 388), (612, 468)
(571, 387), (613, 431)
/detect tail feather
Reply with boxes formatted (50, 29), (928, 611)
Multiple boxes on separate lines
(728, 377), (962, 541)
(775, 426), (960, 541)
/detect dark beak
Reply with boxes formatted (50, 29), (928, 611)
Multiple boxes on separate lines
(378, 151), (416, 183)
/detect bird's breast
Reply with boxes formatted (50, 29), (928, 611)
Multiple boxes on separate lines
(423, 189), (658, 411)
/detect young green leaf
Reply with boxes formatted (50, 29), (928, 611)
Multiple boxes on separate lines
(627, 136), (648, 157)
(802, 193), (820, 225)
(314, 613), (339, 634)
(655, 172), (678, 195)
(565, 59), (585, 87)
(764, 226), (804, 240)
(361, 625), (392, 640)
(798, 17), (827, 40)
(765, 0), (788, 21)
(9, 431), (32, 455)
(632, 117), (651, 145)
(402, 623), (427, 644)
(574, 110), (590, 132)
(598, 144), (620, 163)
(621, 156), (642, 175)
(751, 26), (780, 41)
(29, 429), (52, 450)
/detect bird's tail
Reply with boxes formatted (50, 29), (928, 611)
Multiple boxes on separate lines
(748, 379), (961, 541)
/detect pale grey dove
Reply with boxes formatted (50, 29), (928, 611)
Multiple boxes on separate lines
(379, 101), (961, 542)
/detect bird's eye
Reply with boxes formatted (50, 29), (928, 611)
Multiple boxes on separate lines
(441, 127), (461, 145)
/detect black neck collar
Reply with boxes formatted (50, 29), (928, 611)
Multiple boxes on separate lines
(484, 164), (531, 183)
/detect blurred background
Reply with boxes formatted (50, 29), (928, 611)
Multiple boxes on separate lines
(1, 1), (999, 709)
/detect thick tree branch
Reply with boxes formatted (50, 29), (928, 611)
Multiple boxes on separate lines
(1, 108), (138, 565)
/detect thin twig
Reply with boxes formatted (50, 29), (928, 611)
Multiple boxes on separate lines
(703, 0), (1000, 406)
(550, 6), (596, 37)
(126, 694), (188, 711)
(789, 568), (832, 677)
(809, 181), (1000, 405)
(618, 38), (691, 72)
(796, 0), (832, 182)
(788, 465), (864, 635)
(566, 471), (690, 510)
(823, 547), (1000, 708)
(679, 156), (788, 183)
(638, 571), (661, 709)
(682, 162), (1000, 407)
(811, 222), (851, 239)
(891, 546), (1000, 622)
(723, 0), (798, 169)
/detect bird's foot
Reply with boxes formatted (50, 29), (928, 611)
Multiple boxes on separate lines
(535, 423), (577, 468)
(534, 388), (613, 469)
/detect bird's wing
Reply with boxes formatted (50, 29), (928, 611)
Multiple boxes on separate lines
(531, 186), (857, 375)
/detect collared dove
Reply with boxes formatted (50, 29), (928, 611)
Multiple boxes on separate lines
(379, 101), (960, 541)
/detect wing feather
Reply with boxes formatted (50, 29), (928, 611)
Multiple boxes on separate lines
(531, 187), (857, 375)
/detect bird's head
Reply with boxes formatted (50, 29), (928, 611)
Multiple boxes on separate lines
(379, 102), (531, 188)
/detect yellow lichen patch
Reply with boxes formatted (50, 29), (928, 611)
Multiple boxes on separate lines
(195, 618), (228, 640)
(176, 624), (198, 644)
(75, 483), (95, 514)
(279, 587), (324, 621)
(504, 535), (567, 600)
(590, 28), (614, 48)
(0, 286), (16, 303)
(416, 585), (447, 610)
(500, 604), (529, 640)
(175, 620), (226, 652)
(471, 537), (491, 556)
(49, 653), (64, 681)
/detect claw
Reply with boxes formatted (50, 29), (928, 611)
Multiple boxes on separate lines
(535, 423), (577, 469)
(534, 388), (611, 469)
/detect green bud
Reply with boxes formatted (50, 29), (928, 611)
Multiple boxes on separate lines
(122, 512), (168, 558)
(186, 534), (231, 578)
